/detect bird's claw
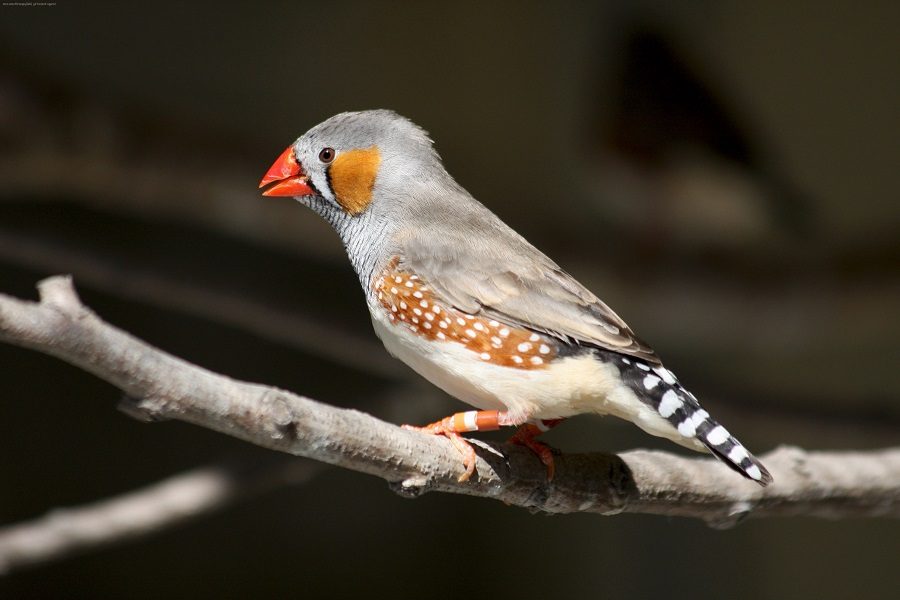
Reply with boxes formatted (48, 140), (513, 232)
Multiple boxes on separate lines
(509, 423), (557, 480)
(402, 422), (477, 482)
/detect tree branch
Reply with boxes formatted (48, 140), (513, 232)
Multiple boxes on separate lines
(1, 276), (898, 528)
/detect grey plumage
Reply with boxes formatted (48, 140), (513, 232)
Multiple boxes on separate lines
(274, 109), (772, 486)
(294, 110), (658, 361)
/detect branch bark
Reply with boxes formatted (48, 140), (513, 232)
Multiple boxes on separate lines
(1, 276), (898, 528)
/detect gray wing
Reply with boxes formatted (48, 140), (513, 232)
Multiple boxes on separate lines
(399, 223), (661, 364)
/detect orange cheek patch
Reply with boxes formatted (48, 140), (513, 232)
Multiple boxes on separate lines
(374, 263), (557, 370)
(330, 146), (381, 215)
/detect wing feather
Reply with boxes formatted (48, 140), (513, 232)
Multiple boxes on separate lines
(400, 227), (660, 364)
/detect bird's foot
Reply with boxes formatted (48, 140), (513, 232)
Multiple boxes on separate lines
(508, 419), (563, 481)
(402, 410), (501, 482)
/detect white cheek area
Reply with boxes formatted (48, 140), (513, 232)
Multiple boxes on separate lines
(371, 307), (702, 450)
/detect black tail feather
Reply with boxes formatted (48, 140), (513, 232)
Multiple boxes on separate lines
(605, 350), (773, 487)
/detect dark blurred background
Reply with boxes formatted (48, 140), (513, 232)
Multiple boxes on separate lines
(1, 1), (898, 598)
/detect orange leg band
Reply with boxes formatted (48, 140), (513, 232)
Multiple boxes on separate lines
(408, 410), (502, 435)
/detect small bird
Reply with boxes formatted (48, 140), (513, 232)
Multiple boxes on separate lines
(259, 110), (772, 486)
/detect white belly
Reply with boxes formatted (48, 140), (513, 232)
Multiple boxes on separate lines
(370, 307), (689, 446)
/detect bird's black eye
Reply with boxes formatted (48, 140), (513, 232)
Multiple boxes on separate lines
(319, 147), (335, 163)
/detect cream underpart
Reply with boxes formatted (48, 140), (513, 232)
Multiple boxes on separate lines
(371, 306), (705, 451)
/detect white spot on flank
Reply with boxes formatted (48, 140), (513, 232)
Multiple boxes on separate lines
(424, 312), (434, 321)
(480, 352), (491, 360)
(643, 375), (660, 390)
(529, 333), (540, 342)
(391, 305), (398, 312)
(413, 308), (422, 316)
(706, 425), (730, 446)
(465, 329), (477, 338)
(433, 306), (441, 314)
(530, 356), (543, 365)
(636, 362), (650, 371)
(399, 314), (406, 320)
(622, 358), (631, 364)
(405, 281), (414, 288)
(411, 317), (419, 324)
(491, 336), (502, 347)
(390, 287), (398, 294)
(489, 320), (499, 327)
(499, 328), (510, 337)
(420, 301), (429, 309)
(409, 275), (419, 280)
(677, 410), (708, 437)
(658, 390), (683, 417)
(394, 276), (402, 283)
(457, 318), (466, 326)
(511, 355), (523, 364)
(473, 322), (485, 331)
(436, 332), (446, 340)
(423, 322), (432, 329)
(439, 320), (448, 328)
(728, 445), (749, 464)
(413, 291), (423, 299)
(517, 342), (532, 352)
(399, 302), (407, 310)
(745, 465), (762, 480)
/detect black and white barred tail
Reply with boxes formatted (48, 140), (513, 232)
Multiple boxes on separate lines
(611, 352), (773, 486)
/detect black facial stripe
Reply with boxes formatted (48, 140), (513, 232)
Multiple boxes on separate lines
(324, 164), (334, 197)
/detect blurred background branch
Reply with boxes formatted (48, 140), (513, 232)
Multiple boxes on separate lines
(0, 457), (324, 574)
(0, 231), (402, 379)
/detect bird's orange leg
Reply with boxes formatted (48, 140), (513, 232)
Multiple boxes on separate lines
(402, 410), (506, 482)
(508, 419), (564, 480)
(403, 412), (565, 482)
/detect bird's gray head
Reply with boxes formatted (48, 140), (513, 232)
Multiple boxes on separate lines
(259, 109), (446, 221)
(260, 110), (464, 287)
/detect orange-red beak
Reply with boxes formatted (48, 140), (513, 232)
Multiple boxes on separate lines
(259, 145), (315, 197)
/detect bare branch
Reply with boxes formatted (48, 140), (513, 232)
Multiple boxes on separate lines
(1, 277), (898, 530)
(0, 458), (322, 574)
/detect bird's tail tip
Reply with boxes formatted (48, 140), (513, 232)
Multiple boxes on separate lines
(703, 434), (773, 487)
